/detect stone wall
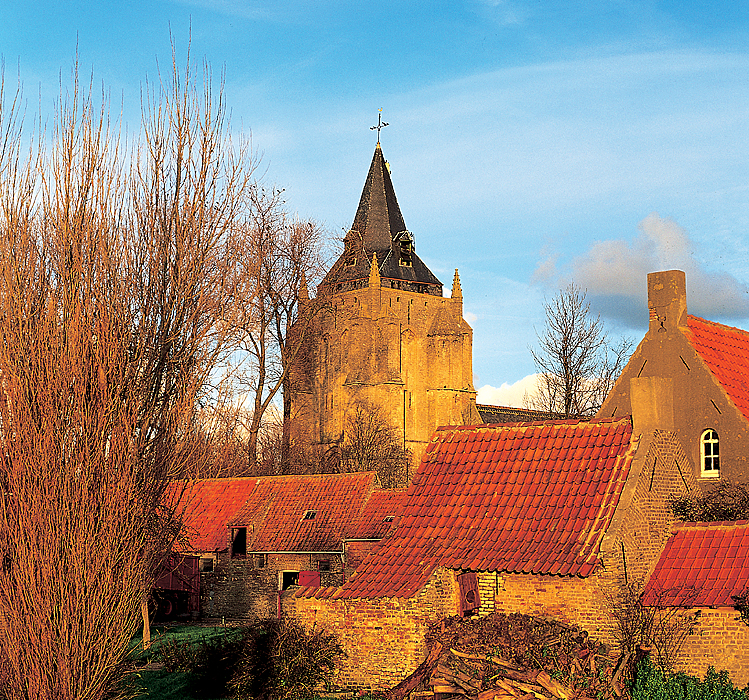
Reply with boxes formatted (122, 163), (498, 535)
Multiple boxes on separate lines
(201, 552), (344, 620)
(289, 274), (480, 472)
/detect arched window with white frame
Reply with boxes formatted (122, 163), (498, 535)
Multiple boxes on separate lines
(701, 429), (720, 477)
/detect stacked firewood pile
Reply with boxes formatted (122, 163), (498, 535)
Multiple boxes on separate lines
(386, 613), (635, 700)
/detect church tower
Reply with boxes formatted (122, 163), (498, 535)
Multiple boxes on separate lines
(288, 141), (480, 473)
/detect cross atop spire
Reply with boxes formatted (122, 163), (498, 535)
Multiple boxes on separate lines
(370, 109), (389, 144)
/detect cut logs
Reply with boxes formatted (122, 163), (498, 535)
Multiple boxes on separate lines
(387, 613), (634, 700)
(429, 648), (573, 700)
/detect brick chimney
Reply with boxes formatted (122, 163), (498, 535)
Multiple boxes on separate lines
(648, 270), (687, 332)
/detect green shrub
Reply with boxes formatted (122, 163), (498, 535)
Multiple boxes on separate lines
(153, 618), (345, 699)
(631, 657), (748, 700)
(228, 617), (345, 700)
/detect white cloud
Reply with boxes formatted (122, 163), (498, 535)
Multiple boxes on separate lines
(537, 212), (749, 327)
(476, 374), (541, 407)
(472, 0), (529, 26)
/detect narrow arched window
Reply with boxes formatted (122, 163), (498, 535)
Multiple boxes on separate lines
(701, 429), (720, 476)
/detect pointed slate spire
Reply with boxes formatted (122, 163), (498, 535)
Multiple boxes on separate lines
(451, 269), (463, 300)
(347, 142), (406, 251)
(321, 143), (443, 295)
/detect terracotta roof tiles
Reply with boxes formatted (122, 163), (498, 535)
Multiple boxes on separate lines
(347, 489), (407, 540)
(176, 472), (404, 556)
(230, 472), (378, 553)
(685, 316), (749, 422)
(334, 418), (636, 599)
(643, 521), (749, 607)
(176, 478), (260, 552)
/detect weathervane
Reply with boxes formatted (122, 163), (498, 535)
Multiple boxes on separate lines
(370, 109), (389, 143)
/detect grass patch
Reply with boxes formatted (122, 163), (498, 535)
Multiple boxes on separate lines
(131, 624), (230, 663)
(129, 668), (192, 700)
(127, 619), (345, 700)
(128, 624), (236, 700)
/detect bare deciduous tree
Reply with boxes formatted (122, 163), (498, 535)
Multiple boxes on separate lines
(0, 54), (258, 700)
(604, 579), (700, 675)
(331, 402), (411, 488)
(527, 283), (633, 418)
(230, 190), (328, 471)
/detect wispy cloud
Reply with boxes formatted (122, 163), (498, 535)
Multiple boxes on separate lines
(263, 50), (749, 248)
(536, 212), (749, 327)
(169, 0), (274, 21)
(231, 47), (749, 381)
(472, 0), (530, 26)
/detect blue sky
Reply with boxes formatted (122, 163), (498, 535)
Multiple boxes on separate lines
(3, 1), (749, 404)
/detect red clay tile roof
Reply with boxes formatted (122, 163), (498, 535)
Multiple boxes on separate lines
(642, 520), (749, 607)
(332, 418), (636, 599)
(177, 478), (260, 552)
(347, 490), (407, 540)
(230, 472), (378, 553)
(686, 316), (749, 423)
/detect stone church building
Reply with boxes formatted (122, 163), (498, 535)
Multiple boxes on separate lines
(288, 142), (480, 470)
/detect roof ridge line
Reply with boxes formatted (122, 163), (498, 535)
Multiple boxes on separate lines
(688, 314), (749, 335)
(674, 519), (749, 529)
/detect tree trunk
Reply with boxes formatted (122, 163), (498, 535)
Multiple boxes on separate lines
(141, 597), (151, 650)
(281, 374), (292, 473)
(386, 640), (444, 700)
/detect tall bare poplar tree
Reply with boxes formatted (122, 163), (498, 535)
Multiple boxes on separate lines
(0, 55), (257, 700)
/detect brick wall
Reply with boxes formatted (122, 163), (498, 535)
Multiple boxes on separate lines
(247, 431), (745, 689)
(344, 541), (379, 579)
(491, 431), (700, 650)
(476, 571), (498, 617)
(286, 567), (460, 690)
(675, 608), (749, 685)
(604, 430), (700, 584)
(493, 569), (621, 646)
